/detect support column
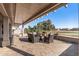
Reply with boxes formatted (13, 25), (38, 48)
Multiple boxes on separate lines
(2, 17), (10, 47)
(21, 24), (24, 37)
(9, 22), (13, 46)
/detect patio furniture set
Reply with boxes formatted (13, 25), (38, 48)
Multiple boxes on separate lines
(19, 32), (55, 43)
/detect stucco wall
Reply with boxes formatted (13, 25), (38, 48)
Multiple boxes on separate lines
(0, 21), (3, 38)
(55, 35), (79, 44)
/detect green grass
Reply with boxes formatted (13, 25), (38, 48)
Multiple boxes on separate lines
(59, 31), (79, 37)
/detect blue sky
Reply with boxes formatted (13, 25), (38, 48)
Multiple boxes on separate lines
(24, 3), (78, 29)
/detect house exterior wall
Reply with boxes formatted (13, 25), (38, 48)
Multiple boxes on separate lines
(0, 22), (2, 38)
(0, 14), (3, 47)
(2, 17), (10, 47)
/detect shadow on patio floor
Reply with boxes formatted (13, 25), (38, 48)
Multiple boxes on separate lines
(7, 46), (34, 56)
(19, 37), (29, 42)
(60, 44), (79, 56)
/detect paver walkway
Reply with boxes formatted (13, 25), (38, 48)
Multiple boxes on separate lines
(0, 36), (78, 56)
(0, 47), (22, 56)
(12, 36), (72, 56)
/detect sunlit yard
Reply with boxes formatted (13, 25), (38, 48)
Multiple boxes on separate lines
(59, 31), (79, 37)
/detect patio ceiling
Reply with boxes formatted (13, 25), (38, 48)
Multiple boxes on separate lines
(0, 3), (67, 26)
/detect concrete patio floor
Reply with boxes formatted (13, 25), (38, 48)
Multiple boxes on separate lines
(0, 36), (78, 56)
(0, 47), (22, 56)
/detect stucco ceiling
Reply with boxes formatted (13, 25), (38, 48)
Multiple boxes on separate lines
(0, 3), (67, 26)
(15, 3), (50, 24)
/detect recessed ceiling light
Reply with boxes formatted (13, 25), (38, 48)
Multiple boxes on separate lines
(64, 4), (68, 8)
(53, 10), (56, 13)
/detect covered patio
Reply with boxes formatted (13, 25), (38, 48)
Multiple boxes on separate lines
(0, 3), (79, 56)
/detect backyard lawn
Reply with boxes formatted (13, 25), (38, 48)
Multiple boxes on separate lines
(59, 31), (79, 38)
